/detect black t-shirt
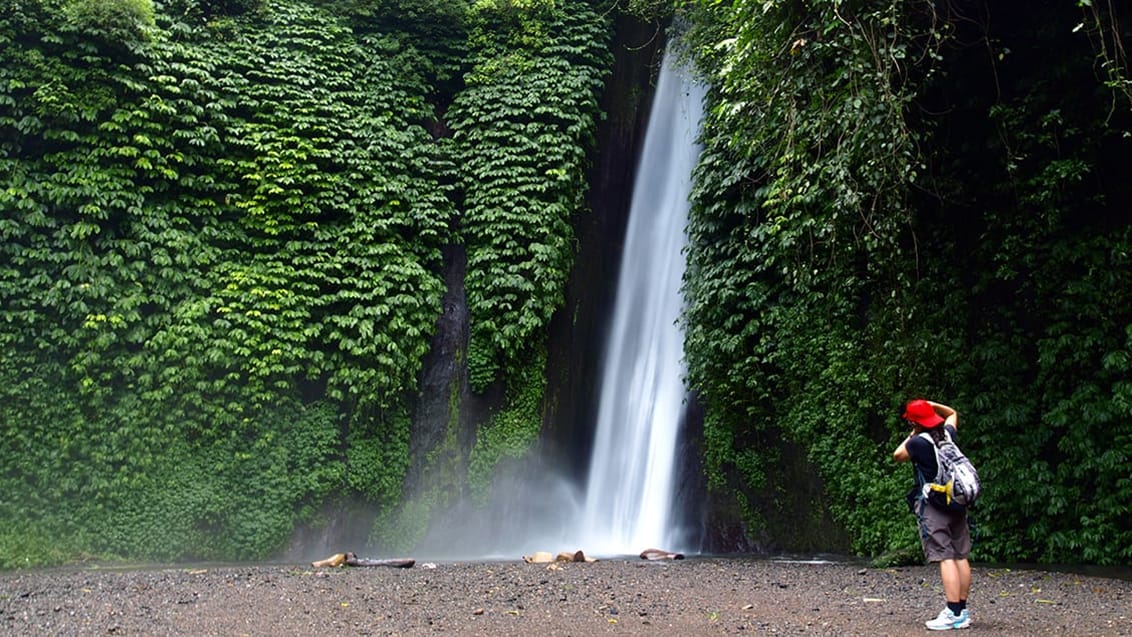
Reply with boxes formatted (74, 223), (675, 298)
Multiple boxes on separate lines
(907, 424), (958, 486)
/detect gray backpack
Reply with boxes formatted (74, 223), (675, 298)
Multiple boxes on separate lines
(919, 431), (982, 511)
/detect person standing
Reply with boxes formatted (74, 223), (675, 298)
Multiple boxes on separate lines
(893, 399), (973, 630)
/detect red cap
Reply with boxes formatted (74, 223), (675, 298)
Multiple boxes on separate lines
(903, 399), (944, 428)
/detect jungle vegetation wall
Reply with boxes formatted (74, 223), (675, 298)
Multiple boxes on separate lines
(0, 0), (612, 567)
(680, 0), (1131, 565)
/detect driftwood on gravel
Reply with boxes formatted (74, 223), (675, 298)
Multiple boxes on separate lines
(522, 550), (597, 563)
(345, 553), (415, 568)
(639, 548), (684, 560)
(310, 552), (415, 569)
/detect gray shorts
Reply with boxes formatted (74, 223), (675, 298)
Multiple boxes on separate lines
(917, 500), (971, 562)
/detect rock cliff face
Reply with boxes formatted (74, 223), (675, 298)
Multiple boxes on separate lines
(542, 14), (665, 483)
(402, 14), (675, 539)
(539, 17), (731, 554)
(405, 243), (475, 497)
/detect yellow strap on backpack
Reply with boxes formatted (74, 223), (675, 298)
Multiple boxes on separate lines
(928, 479), (955, 505)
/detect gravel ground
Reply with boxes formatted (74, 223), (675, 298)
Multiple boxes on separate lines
(2, 557), (1130, 636)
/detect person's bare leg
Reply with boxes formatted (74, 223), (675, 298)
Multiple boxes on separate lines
(958, 558), (971, 600)
(939, 559), (962, 602)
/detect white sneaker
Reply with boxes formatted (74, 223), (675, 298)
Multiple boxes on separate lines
(925, 608), (970, 630)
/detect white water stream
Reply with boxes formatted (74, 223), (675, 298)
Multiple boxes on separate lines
(572, 51), (705, 555)
(403, 49), (706, 561)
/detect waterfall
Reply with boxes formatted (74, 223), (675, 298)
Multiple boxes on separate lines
(574, 51), (705, 555)
(405, 49), (705, 562)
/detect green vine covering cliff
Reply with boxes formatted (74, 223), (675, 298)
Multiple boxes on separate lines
(681, 0), (1131, 565)
(0, 0), (611, 567)
(451, 1), (611, 392)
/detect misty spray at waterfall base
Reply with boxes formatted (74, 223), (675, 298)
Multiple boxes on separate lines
(410, 54), (706, 561)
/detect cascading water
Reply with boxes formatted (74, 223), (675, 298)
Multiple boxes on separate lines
(573, 50), (705, 555)
(406, 47), (705, 561)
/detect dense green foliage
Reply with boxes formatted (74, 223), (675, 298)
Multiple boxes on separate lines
(466, 346), (548, 501)
(450, 0), (611, 391)
(682, 0), (1131, 565)
(0, 0), (448, 564)
(0, 0), (610, 567)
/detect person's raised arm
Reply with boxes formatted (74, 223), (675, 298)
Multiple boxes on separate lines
(893, 433), (913, 462)
(927, 401), (958, 429)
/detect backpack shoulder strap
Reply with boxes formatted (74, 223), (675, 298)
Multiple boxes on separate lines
(917, 431), (945, 482)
